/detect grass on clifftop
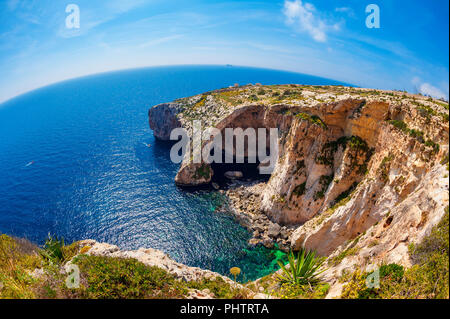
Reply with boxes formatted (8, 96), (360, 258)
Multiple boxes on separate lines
(340, 208), (449, 299)
(0, 235), (250, 299)
(0, 235), (41, 298)
(72, 254), (188, 298)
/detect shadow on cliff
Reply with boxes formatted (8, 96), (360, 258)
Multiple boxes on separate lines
(210, 153), (270, 188)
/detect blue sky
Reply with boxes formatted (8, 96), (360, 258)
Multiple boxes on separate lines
(0, 0), (448, 103)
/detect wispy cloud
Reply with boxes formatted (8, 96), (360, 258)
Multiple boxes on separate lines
(106, 0), (150, 14)
(139, 34), (183, 48)
(283, 0), (340, 42)
(248, 42), (293, 54)
(335, 7), (355, 18)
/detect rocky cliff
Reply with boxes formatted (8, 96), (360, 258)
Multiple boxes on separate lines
(148, 84), (449, 296)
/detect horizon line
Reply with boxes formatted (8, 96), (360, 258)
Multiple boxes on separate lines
(0, 63), (355, 106)
(1, 63), (438, 107)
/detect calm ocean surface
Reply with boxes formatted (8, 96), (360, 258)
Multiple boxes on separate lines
(0, 65), (348, 280)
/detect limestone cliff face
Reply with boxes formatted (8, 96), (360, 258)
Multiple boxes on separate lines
(289, 100), (448, 255)
(148, 102), (181, 140)
(148, 85), (449, 278)
(259, 99), (385, 225)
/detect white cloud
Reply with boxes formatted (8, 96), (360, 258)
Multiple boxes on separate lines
(283, 0), (338, 42)
(412, 77), (448, 100)
(419, 83), (448, 100)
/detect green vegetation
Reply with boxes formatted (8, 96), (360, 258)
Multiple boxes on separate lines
(215, 89), (244, 106)
(294, 159), (305, 174)
(341, 209), (449, 299)
(332, 182), (358, 207)
(435, 101), (449, 110)
(415, 102), (449, 122)
(257, 88), (266, 95)
(441, 153), (449, 171)
(291, 182), (306, 198)
(277, 282), (329, 299)
(187, 276), (250, 299)
(311, 182), (357, 228)
(378, 153), (394, 182)
(277, 250), (325, 286)
(193, 94), (207, 109)
(295, 112), (328, 129)
(388, 119), (408, 132)
(40, 235), (65, 264)
(252, 268), (329, 300)
(328, 236), (360, 266)
(388, 120), (440, 154)
(316, 136), (348, 166)
(0, 235), (250, 299)
(194, 164), (211, 179)
(73, 254), (187, 298)
(314, 174), (333, 200)
(316, 136), (372, 174)
(0, 235), (41, 298)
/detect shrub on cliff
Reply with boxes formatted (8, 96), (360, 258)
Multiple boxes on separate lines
(0, 235), (41, 298)
(341, 208), (449, 299)
(187, 276), (251, 299)
(72, 254), (188, 299)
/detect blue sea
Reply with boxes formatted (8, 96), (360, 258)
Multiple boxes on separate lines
(0, 65), (347, 281)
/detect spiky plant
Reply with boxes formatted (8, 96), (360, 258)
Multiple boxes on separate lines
(277, 249), (325, 286)
(40, 234), (65, 264)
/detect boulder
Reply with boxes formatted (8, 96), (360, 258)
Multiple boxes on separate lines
(212, 182), (220, 190)
(267, 223), (281, 238)
(224, 171), (243, 180)
(175, 162), (213, 187)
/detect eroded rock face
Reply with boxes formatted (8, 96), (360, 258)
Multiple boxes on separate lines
(260, 100), (386, 225)
(320, 164), (449, 298)
(148, 103), (181, 140)
(290, 101), (449, 256)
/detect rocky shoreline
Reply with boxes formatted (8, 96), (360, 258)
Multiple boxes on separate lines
(218, 180), (297, 252)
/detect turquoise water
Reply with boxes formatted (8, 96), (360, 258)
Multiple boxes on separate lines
(0, 65), (347, 281)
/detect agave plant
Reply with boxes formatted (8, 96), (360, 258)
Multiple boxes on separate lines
(40, 234), (65, 264)
(277, 249), (325, 286)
